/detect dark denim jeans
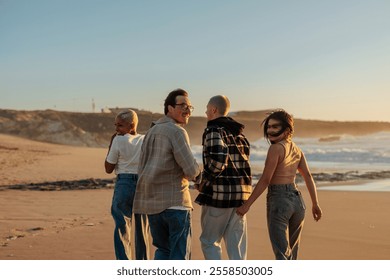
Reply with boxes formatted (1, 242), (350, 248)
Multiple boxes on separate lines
(267, 183), (306, 260)
(148, 209), (192, 260)
(111, 173), (150, 260)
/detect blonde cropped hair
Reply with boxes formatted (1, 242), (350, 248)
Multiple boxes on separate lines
(116, 109), (138, 126)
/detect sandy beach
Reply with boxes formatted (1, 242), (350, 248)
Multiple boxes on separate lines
(1, 134), (389, 260)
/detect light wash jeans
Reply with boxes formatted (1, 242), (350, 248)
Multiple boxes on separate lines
(111, 173), (150, 260)
(267, 183), (306, 260)
(148, 209), (192, 260)
(200, 205), (247, 260)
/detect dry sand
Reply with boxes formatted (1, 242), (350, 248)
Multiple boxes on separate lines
(1, 134), (389, 260)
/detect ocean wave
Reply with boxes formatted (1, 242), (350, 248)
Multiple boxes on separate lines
(191, 132), (390, 167)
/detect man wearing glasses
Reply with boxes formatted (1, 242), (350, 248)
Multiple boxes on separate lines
(133, 88), (201, 260)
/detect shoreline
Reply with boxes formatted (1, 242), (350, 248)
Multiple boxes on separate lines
(2, 170), (390, 191)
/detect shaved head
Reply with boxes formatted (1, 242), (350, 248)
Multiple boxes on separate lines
(208, 95), (230, 116)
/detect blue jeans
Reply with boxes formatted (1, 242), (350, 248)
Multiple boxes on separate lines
(148, 209), (192, 260)
(267, 183), (306, 260)
(111, 173), (150, 260)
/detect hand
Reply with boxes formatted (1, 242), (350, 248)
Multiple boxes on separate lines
(312, 204), (322, 221)
(236, 203), (250, 217)
(194, 173), (202, 185)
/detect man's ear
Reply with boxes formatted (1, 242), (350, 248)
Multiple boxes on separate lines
(167, 104), (175, 114)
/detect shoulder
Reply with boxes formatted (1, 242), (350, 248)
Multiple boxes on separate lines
(290, 141), (302, 152)
(204, 125), (220, 133)
(128, 134), (145, 145)
(169, 123), (188, 137)
(133, 133), (145, 140)
(205, 125), (229, 136)
(203, 126), (224, 140)
(265, 144), (285, 163)
(113, 134), (126, 143)
(164, 123), (190, 142)
(152, 119), (184, 133)
(268, 143), (285, 155)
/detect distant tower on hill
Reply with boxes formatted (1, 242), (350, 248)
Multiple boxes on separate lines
(92, 98), (96, 113)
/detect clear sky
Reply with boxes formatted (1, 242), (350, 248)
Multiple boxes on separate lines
(1, 0), (389, 121)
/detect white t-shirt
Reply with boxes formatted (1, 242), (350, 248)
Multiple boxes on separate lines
(106, 133), (144, 174)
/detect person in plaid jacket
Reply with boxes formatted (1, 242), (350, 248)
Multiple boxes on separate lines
(195, 95), (252, 260)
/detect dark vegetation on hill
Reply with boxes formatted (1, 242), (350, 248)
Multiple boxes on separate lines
(1, 108), (390, 147)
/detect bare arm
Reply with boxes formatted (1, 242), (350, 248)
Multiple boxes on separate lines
(104, 133), (117, 174)
(298, 152), (322, 221)
(105, 161), (115, 174)
(236, 144), (283, 216)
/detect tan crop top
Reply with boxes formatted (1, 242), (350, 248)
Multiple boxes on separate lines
(271, 141), (302, 184)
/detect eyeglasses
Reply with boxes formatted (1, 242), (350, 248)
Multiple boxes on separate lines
(175, 103), (194, 112)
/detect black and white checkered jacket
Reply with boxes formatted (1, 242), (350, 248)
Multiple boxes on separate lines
(195, 117), (252, 208)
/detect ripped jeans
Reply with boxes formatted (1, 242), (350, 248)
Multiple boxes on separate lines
(267, 183), (306, 260)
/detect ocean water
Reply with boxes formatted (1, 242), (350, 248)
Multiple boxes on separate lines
(191, 132), (390, 192)
(192, 131), (390, 173)
(319, 179), (390, 192)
